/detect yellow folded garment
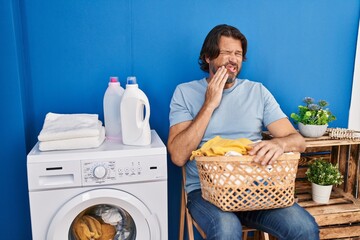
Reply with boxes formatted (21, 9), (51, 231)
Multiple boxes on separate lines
(190, 136), (253, 160)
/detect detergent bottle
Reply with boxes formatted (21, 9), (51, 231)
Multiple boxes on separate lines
(103, 76), (124, 141)
(120, 76), (151, 145)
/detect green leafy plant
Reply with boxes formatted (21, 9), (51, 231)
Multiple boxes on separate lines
(305, 158), (344, 186)
(290, 97), (336, 125)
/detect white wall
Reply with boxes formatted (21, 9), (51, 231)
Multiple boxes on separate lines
(349, 20), (360, 131)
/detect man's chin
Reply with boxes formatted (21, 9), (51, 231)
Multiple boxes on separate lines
(226, 76), (236, 84)
(226, 77), (236, 84)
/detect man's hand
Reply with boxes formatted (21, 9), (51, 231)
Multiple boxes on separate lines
(248, 118), (306, 166)
(204, 66), (228, 110)
(248, 139), (285, 166)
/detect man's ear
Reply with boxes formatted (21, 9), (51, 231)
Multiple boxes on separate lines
(205, 56), (210, 63)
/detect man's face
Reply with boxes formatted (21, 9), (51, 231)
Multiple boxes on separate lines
(207, 36), (243, 84)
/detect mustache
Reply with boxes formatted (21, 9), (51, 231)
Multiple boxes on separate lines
(210, 63), (237, 74)
(223, 62), (237, 68)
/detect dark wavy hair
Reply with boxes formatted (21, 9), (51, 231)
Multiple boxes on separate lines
(198, 24), (247, 72)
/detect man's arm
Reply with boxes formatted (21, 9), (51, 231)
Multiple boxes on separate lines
(249, 118), (306, 165)
(167, 67), (229, 166)
(167, 107), (213, 167)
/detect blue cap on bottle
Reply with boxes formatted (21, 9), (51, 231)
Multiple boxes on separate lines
(127, 76), (137, 84)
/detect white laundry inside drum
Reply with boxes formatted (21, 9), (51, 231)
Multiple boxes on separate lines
(69, 204), (136, 240)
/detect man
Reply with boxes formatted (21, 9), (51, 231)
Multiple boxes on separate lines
(168, 24), (319, 239)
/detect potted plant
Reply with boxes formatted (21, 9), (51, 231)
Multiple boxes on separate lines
(290, 97), (336, 138)
(305, 158), (344, 203)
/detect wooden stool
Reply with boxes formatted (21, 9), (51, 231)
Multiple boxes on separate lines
(179, 167), (270, 240)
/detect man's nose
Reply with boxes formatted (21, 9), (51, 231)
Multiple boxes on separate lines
(228, 55), (237, 64)
(227, 53), (238, 62)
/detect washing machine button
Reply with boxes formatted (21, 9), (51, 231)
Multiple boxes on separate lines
(93, 165), (107, 179)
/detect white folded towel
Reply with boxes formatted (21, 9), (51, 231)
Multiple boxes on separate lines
(39, 126), (105, 151)
(38, 113), (100, 141)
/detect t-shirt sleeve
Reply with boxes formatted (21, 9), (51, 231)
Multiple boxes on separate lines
(169, 86), (194, 127)
(261, 85), (287, 127)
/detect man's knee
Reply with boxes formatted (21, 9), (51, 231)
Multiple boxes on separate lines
(286, 214), (319, 240)
(207, 213), (243, 239)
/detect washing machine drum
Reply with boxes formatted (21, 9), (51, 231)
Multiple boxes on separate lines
(47, 189), (160, 240)
(69, 204), (136, 240)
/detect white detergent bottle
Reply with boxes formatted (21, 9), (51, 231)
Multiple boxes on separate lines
(120, 76), (151, 145)
(103, 76), (125, 141)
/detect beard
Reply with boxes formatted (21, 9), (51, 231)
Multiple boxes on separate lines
(210, 63), (239, 83)
(226, 75), (236, 84)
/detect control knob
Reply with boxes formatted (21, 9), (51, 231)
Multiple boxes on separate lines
(93, 165), (107, 179)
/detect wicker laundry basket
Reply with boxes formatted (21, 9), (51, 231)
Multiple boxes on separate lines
(195, 152), (300, 211)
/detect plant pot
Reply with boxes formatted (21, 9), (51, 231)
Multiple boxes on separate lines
(311, 182), (333, 203)
(298, 122), (328, 138)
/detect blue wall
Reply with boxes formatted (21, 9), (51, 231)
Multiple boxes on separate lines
(1, 0), (359, 239)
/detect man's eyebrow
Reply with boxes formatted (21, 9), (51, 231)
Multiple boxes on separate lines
(220, 49), (243, 53)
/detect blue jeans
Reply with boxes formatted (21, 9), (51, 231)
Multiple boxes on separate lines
(187, 189), (319, 240)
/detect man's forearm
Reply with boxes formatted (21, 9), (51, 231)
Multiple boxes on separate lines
(271, 132), (306, 153)
(168, 105), (215, 166)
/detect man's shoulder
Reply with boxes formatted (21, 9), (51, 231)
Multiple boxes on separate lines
(176, 78), (206, 90)
(238, 78), (262, 86)
(237, 79), (264, 90)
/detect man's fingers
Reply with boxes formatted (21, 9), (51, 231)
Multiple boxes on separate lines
(261, 150), (282, 166)
(250, 140), (284, 165)
(211, 66), (228, 86)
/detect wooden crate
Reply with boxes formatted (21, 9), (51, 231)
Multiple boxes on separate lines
(263, 132), (360, 239)
(299, 136), (360, 239)
(296, 181), (360, 240)
(301, 136), (360, 198)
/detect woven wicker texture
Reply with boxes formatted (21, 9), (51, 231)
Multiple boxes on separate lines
(196, 153), (300, 212)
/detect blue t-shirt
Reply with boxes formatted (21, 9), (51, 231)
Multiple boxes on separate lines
(169, 78), (286, 193)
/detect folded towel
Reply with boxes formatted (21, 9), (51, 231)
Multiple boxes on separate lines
(39, 126), (105, 151)
(38, 113), (100, 141)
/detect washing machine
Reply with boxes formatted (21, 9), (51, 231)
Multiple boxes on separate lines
(27, 130), (167, 240)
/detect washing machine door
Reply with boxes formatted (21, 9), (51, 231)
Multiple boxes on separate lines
(47, 188), (160, 240)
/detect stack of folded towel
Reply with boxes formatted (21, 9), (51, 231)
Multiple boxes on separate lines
(38, 112), (105, 151)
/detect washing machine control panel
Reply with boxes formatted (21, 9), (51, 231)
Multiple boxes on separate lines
(83, 161), (116, 184)
(81, 154), (166, 186)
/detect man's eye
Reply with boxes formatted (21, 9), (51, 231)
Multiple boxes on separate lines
(220, 50), (243, 58)
(220, 50), (230, 54)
